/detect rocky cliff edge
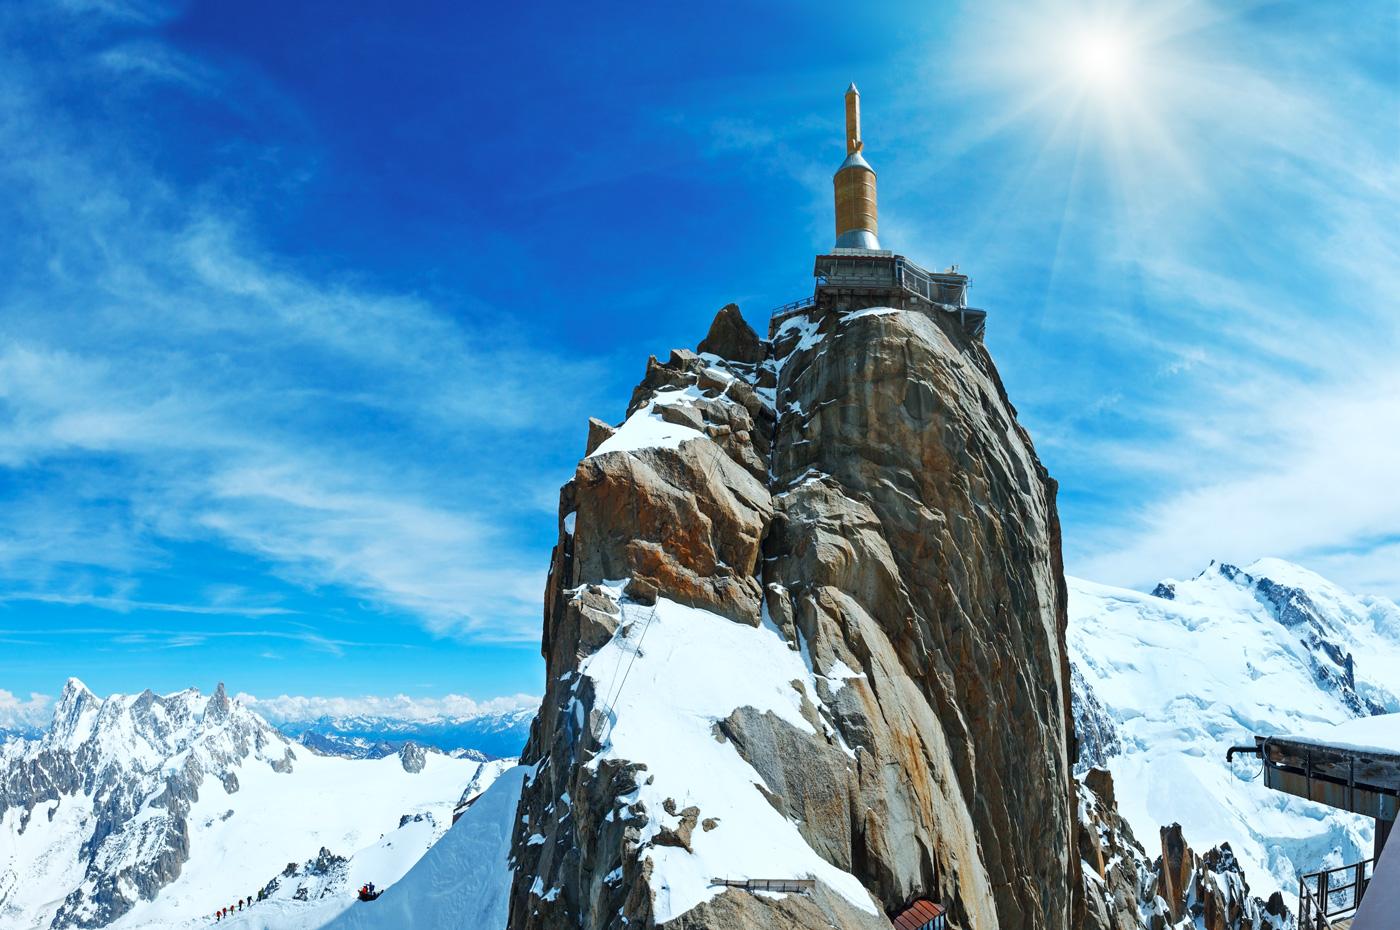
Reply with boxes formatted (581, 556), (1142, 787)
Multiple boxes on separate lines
(504, 298), (1084, 930)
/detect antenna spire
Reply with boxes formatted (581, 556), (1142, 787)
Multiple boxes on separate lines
(845, 83), (862, 155)
(834, 84), (879, 250)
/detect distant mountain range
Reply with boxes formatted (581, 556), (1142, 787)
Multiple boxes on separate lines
(273, 708), (535, 761)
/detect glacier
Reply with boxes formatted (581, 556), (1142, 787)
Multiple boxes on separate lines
(1068, 558), (1400, 906)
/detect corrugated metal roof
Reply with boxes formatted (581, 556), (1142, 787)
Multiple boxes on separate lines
(891, 898), (945, 930)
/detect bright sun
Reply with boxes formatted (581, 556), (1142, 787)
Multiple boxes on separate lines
(1069, 26), (1135, 93)
(954, 1), (1207, 207)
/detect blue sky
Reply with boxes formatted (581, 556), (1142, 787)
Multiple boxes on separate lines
(0, 0), (1396, 724)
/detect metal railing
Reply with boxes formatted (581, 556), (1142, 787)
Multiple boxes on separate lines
(1298, 857), (1373, 929)
(770, 254), (985, 339)
(895, 259), (968, 309)
(769, 295), (815, 318)
(710, 877), (816, 894)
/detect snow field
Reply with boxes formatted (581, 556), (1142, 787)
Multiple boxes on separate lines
(1067, 562), (1400, 902)
(320, 766), (528, 930)
(579, 593), (880, 923)
(105, 751), (500, 930)
(586, 387), (708, 459)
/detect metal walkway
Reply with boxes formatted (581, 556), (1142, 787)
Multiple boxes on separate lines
(710, 878), (816, 894)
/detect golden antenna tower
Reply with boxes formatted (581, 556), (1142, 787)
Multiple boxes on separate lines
(833, 83), (879, 250)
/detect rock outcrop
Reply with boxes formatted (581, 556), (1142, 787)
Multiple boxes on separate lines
(1077, 769), (1289, 930)
(507, 300), (1087, 929)
(1071, 662), (1122, 775)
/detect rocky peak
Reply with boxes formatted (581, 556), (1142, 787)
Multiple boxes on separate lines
(508, 300), (1084, 929)
(47, 677), (100, 749)
(1077, 774), (1288, 930)
(4, 682), (293, 928)
(696, 302), (765, 365)
(1160, 559), (1391, 716)
(206, 681), (233, 723)
(399, 740), (427, 773)
(58, 676), (94, 704)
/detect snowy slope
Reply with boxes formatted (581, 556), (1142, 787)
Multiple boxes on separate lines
(1068, 559), (1400, 904)
(321, 765), (528, 930)
(532, 588), (881, 924)
(0, 681), (507, 930)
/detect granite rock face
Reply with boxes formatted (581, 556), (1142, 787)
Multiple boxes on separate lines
(1071, 662), (1123, 775)
(398, 741), (428, 774)
(506, 301), (1092, 929)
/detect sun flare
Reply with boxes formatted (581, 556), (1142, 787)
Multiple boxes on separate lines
(1069, 26), (1134, 90)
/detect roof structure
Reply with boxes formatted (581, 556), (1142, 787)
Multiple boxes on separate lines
(1245, 715), (1400, 821)
(890, 898), (946, 930)
(1284, 713), (1400, 756)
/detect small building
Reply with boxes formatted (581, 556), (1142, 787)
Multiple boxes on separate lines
(890, 897), (947, 930)
(772, 86), (986, 341)
(1230, 714), (1400, 929)
(812, 250), (985, 339)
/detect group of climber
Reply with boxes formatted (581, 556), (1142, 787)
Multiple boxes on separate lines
(212, 896), (254, 920)
(208, 881), (377, 920)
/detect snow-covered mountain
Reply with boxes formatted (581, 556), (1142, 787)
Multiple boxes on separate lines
(0, 726), (41, 743)
(1068, 558), (1400, 905)
(276, 709), (534, 761)
(0, 679), (511, 930)
(321, 766), (528, 930)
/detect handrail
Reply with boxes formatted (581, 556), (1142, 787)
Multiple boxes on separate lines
(771, 260), (985, 339)
(1298, 856), (1374, 929)
(1298, 878), (1333, 930)
(710, 877), (816, 893)
(769, 295), (815, 317)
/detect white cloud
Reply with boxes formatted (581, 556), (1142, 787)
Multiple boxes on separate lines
(0, 592), (294, 617)
(0, 689), (53, 731)
(237, 691), (540, 724)
(1075, 367), (1400, 593)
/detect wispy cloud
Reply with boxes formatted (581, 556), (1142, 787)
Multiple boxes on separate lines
(874, 0), (1400, 595)
(0, 592), (295, 617)
(0, 2), (603, 643)
(0, 626), (380, 657)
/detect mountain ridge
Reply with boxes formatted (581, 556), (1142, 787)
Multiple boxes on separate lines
(0, 680), (504, 930)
